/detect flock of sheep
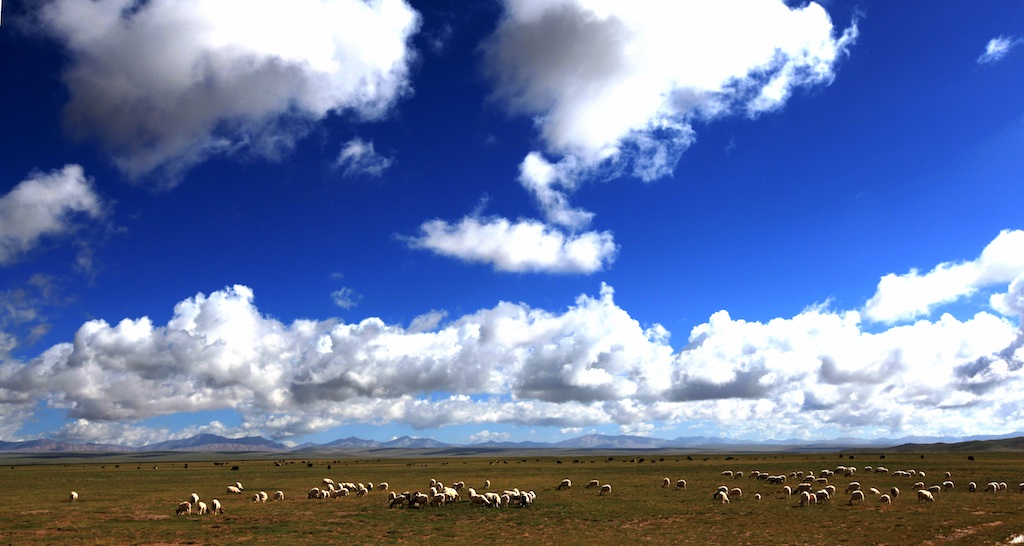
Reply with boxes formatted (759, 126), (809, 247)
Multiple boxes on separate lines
(60, 460), (1024, 517)
(696, 464), (1024, 507)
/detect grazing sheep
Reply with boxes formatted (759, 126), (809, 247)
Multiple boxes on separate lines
(662, 477), (671, 488)
(799, 491), (813, 507)
(378, 482), (389, 491)
(868, 487), (881, 496)
(917, 489), (935, 503)
(586, 479), (600, 489)
(252, 493), (262, 503)
(599, 484), (612, 496)
(189, 492), (199, 505)
(196, 501), (208, 515)
(1019, 483), (1024, 493)
(721, 470), (734, 477)
(941, 480), (954, 490)
(890, 486), (900, 499)
(258, 491), (269, 502)
(273, 490), (285, 501)
(945, 471), (952, 478)
(558, 479), (572, 490)
(999, 482), (1008, 491)
(176, 501), (191, 515)
(484, 492), (502, 507)
(782, 485), (792, 497)
(968, 481), (977, 492)
(714, 490), (730, 504)
(849, 490), (865, 505)
(912, 481), (925, 491)
(729, 487), (742, 499)
(211, 499), (223, 514)
(675, 479), (687, 490)
(879, 494), (891, 504)
(227, 485), (243, 495)
(985, 482), (998, 493)
(467, 488), (490, 507)
(753, 493), (762, 501)
(845, 482), (861, 494)
(927, 485), (942, 494)
(483, 479), (491, 489)
(735, 471), (744, 479)
(69, 491), (79, 502)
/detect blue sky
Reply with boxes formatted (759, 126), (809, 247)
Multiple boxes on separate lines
(1, 0), (1023, 447)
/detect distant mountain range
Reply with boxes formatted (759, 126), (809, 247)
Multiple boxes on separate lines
(2, 431), (1023, 454)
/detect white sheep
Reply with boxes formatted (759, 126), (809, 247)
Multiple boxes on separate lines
(849, 490), (865, 505)
(557, 479), (572, 490)
(69, 491), (79, 502)
(273, 490), (285, 501)
(868, 487), (880, 495)
(941, 480), (954, 490)
(890, 486), (900, 499)
(879, 494), (892, 504)
(917, 489), (934, 503)
(782, 485), (792, 497)
(753, 493), (762, 501)
(196, 501), (208, 515)
(189, 492), (199, 505)
(1019, 483), (1024, 493)
(927, 485), (941, 494)
(484, 492), (502, 507)
(985, 482), (998, 493)
(211, 499), (223, 514)
(599, 484), (612, 496)
(729, 487), (742, 499)
(968, 481), (977, 492)
(799, 491), (813, 506)
(675, 479), (687, 490)
(322, 478), (335, 488)
(721, 470), (734, 477)
(483, 479), (491, 489)
(258, 491), (269, 502)
(844, 482), (861, 494)
(176, 501), (191, 515)
(467, 488), (490, 507)
(308, 487), (321, 499)
(227, 485), (243, 495)
(714, 490), (730, 504)
(586, 479), (600, 489)
(378, 482), (389, 491)
(662, 477), (671, 488)
(251, 493), (262, 503)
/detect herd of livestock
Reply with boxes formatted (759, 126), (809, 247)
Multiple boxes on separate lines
(57, 461), (1024, 516)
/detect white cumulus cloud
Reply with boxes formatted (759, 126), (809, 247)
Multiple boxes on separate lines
(5, 232), (1024, 444)
(407, 215), (617, 273)
(863, 230), (1024, 323)
(40, 0), (420, 183)
(483, 0), (857, 172)
(0, 165), (105, 266)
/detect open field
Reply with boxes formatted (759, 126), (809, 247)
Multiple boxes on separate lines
(1, 450), (1023, 545)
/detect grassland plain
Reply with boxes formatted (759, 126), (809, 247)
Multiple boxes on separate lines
(0, 450), (1022, 545)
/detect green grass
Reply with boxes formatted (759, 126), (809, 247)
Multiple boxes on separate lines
(0, 451), (1022, 545)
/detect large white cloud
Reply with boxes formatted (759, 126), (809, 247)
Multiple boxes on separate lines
(4, 227), (1024, 445)
(419, 0), (855, 274)
(863, 230), (1024, 323)
(483, 0), (857, 171)
(40, 0), (420, 182)
(0, 165), (105, 266)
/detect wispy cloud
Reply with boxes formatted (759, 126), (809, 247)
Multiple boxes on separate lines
(335, 138), (395, 178)
(978, 36), (1020, 64)
(40, 0), (420, 184)
(330, 287), (360, 309)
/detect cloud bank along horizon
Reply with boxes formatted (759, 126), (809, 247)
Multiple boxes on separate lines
(3, 229), (1024, 446)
